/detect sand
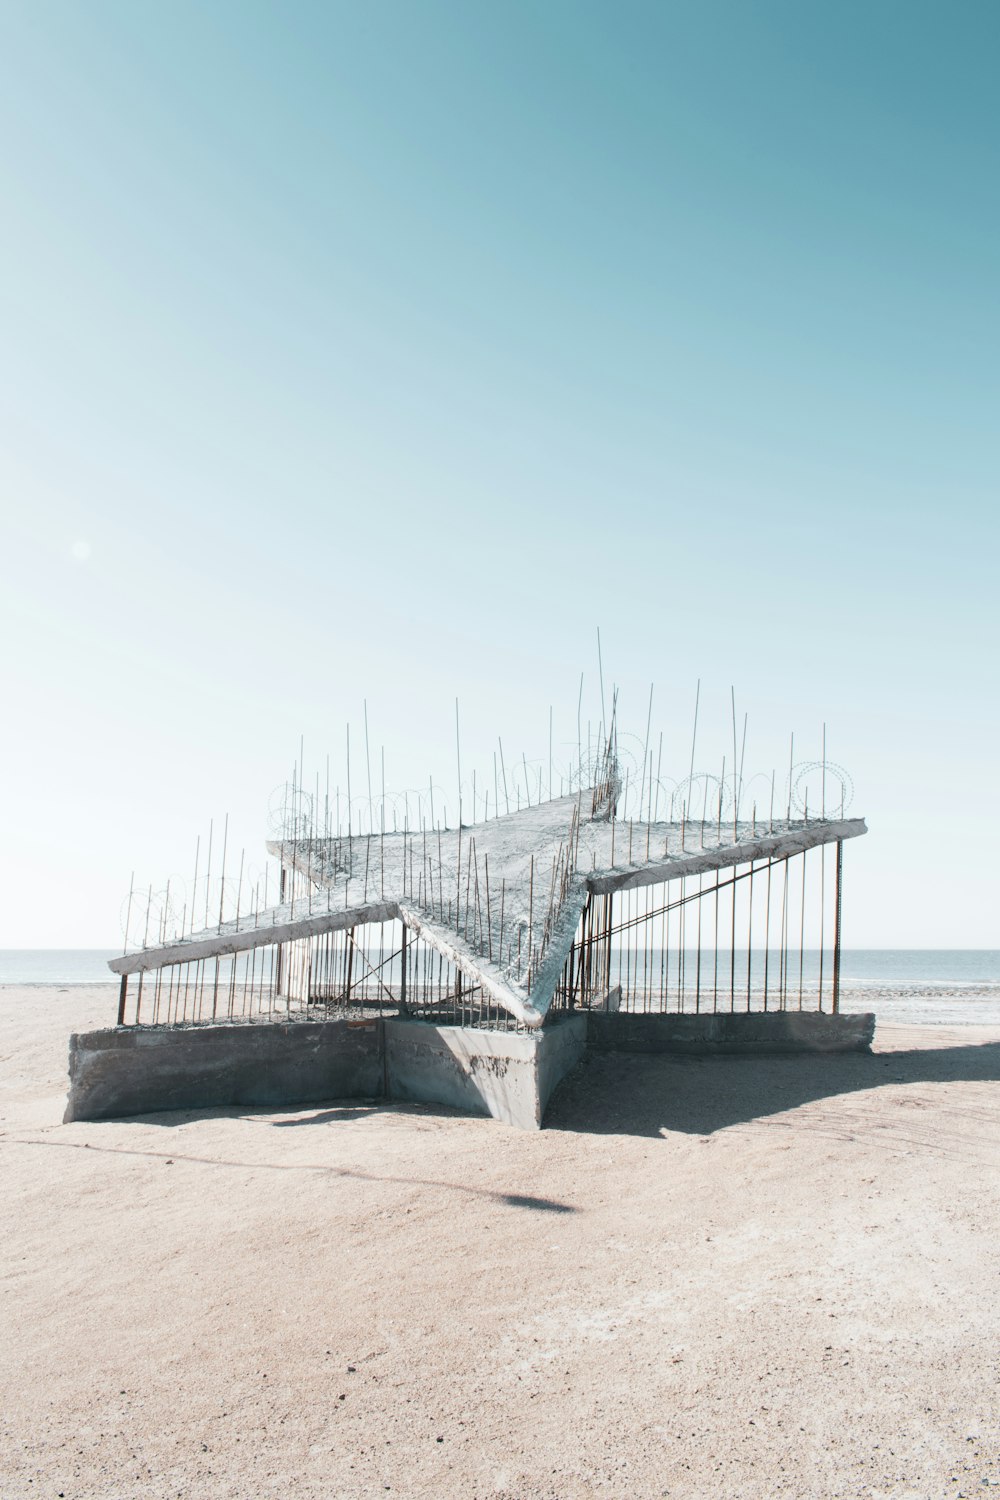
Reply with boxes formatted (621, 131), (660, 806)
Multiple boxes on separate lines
(2, 986), (999, 1500)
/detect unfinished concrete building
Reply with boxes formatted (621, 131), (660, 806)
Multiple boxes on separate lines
(66, 720), (870, 1128)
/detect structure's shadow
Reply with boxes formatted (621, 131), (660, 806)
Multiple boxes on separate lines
(544, 1040), (1000, 1138)
(140, 1098), (470, 1132)
(270, 1105), (382, 1126)
(27, 1133), (576, 1212)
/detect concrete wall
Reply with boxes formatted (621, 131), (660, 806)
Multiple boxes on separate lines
(64, 1018), (383, 1123)
(384, 1014), (586, 1129)
(385, 1020), (540, 1128)
(65, 1014), (587, 1130)
(586, 1010), (875, 1055)
(64, 1008), (871, 1129)
(537, 1014), (588, 1116)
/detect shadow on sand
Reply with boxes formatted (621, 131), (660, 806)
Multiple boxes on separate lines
(26, 1128), (577, 1213)
(543, 1037), (1000, 1138)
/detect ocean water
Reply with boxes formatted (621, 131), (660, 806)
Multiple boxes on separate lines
(2, 949), (999, 1025)
(0, 950), (121, 985)
(826, 951), (1000, 1027)
(603, 949), (1000, 1026)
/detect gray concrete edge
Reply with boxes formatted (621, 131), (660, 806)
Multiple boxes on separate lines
(63, 1009), (872, 1129)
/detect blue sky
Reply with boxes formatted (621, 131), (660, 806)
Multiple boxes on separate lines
(1, 0), (997, 946)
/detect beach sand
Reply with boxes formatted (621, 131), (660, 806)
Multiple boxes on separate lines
(2, 985), (998, 1499)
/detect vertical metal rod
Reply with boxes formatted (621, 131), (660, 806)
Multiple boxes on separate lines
(731, 687), (739, 840)
(639, 682), (654, 823)
(474, 849), (483, 950)
(799, 849), (807, 1010)
(499, 877), (506, 969)
(527, 854), (534, 990)
(184, 843), (197, 941)
(780, 855), (790, 1009)
(746, 861), (754, 1010)
(400, 922), (408, 1014)
(345, 724), (353, 834)
(364, 701), (373, 834)
(217, 814), (229, 933)
(763, 855), (773, 1011)
(380, 751), (386, 899)
(141, 882), (153, 950)
(123, 871), (135, 952)
(498, 738), (510, 814)
(687, 677), (699, 819)
(690, 874), (700, 1012)
(484, 854), (492, 960)
(464, 838), (474, 940)
(182, 951), (192, 1019)
(678, 876), (685, 1011)
(832, 840), (843, 1014)
(577, 672), (584, 786)
(729, 859), (736, 1011)
(713, 870), (720, 1012)
(604, 893), (613, 997)
(819, 840), (826, 1009)
(204, 820), (213, 929)
(455, 697), (462, 826)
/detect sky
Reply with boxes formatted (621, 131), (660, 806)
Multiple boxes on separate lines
(0, 0), (997, 948)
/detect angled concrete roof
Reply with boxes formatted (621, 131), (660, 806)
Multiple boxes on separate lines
(110, 788), (866, 1029)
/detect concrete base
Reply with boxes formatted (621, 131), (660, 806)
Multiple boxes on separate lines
(63, 1018), (384, 1122)
(586, 1009), (875, 1055)
(64, 1009), (871, 1129)
(64, 1013), (589, 1131)
(386, 1014), (587, 1129)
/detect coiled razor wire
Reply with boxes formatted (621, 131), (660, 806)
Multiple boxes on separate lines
(785, 761), (853, 819)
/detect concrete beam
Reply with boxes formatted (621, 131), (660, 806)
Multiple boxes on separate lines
(586, 1010), (875, 1054)
(108, 901), (543, 1029)
(107, 900), (398, 975)
(586, 818), (866, 895)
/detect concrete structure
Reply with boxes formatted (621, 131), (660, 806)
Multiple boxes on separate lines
(64, 1016), (384, 1122)
(586, 1009), (875, 1055)
(109, 794), (866, 1033)
(64, 1013), (591, 1130)
(64, 1008), (871, 1128)
(86, 717), (870, 1129)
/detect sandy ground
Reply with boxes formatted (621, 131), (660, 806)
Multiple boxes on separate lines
(2, 987), (999, 1500)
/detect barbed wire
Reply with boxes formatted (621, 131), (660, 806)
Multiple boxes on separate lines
(786, 761), (853, 818)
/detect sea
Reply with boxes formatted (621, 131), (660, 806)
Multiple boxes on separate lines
(2, 949), (1000, 1026)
